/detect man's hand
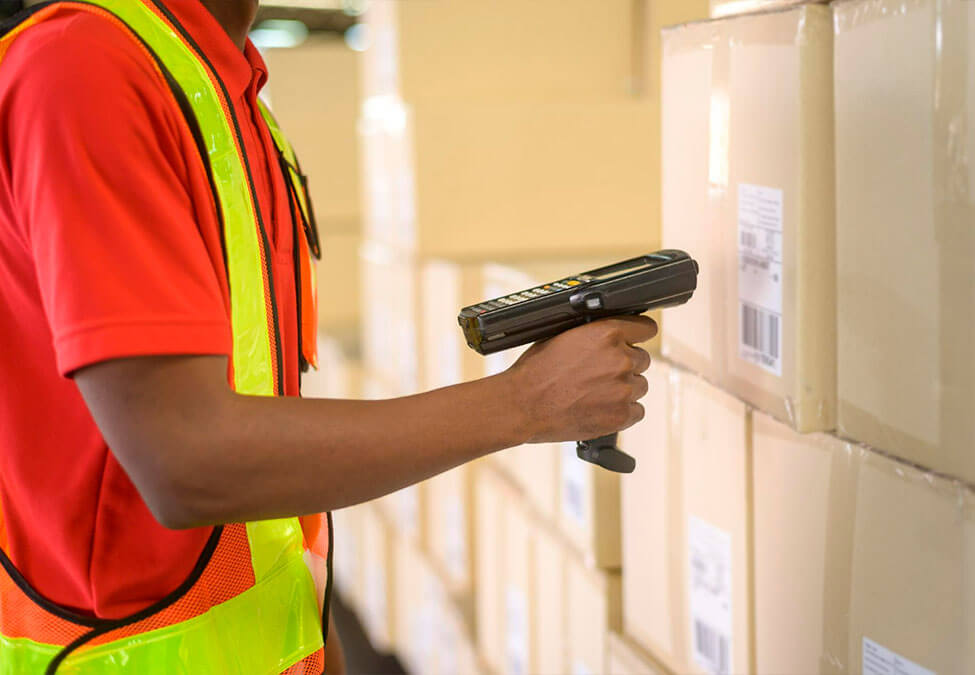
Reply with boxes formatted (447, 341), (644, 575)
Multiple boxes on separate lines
(508, 316), (656, 442)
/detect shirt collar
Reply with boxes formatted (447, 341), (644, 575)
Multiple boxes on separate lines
(160, 0), (267, 100)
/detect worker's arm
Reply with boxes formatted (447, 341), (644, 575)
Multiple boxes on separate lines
(74, 316), (654, 529)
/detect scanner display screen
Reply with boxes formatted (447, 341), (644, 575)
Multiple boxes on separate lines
(586, 257), (655, 281)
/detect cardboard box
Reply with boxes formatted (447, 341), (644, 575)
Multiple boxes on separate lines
(532, 523), (566, 675)
(316, 233), (361, 336)
(834, 0), (975, 482)
(359, 98), (415, 251)
(360, 373), (428, 545)
(360, 504), (396, 653)
(500, 500), (569, 675)
(557, 441), (621, 569)
(709, 0), (828, 18)
(364, 100), (661, 259)
(264, 37), (361, 228)
(359, 241), (421, 395)
(425, 462), (477, 597)
(565, 551), (623, 675)
(845, 449), (973, 675)
(300, 336), (359, 400)
(679, 374), (752, 675)
(475, 467), (510, 674)
(502, 496), (535, 675)
(607, 632), (670, 675)
(752, 412), (857, 675)
(330, 504), (363, 610)
(420, 260), (489, 390)
(619, 362), (688, 672)
(361, 0), (643, 104)
(393, 537), (443, 675)
(661, 6), (836, 432)
(437, 592), (483, 675)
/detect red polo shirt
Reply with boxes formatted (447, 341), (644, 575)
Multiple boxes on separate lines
(0, 1), (301, 618)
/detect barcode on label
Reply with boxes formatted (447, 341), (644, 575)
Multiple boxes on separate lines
(694, 620), (730, 675)
(741, 302), (780, 361)
(740, 230), (758, 249)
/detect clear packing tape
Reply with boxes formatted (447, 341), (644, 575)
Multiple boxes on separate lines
(833, 0), (975, 484)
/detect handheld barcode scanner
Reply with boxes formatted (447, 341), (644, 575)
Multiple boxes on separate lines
(458, 250), (699, 474)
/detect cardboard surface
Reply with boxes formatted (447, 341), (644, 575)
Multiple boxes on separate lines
(619, 363), (687, 672)
(360, 504), (395, 653)
(264, 38), (361, 228)
(359, 241), (421, 395)
(752, 412), (856, 675)
(565, 554), (623, 675)
(330, 504), (363, 611)
(607, 632), (669, 675)
(405, 101), (660, 259)
(362, 0), (642, 104)
(557, 441), (622, 569)
(425, 463), (476, 597)
(679, 374), (752, 674)
(834, 0), (975, 481)
(316, 232), (362, 335)
(661, 6), (836, 431)
(532, 523), (566, 675)
(502, 497), (535, 675)
(846, 450), (972, 674)
(419, 260), (488, 391)
(475, 467), (509, 674)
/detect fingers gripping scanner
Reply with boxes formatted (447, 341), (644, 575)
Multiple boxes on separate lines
(457, 250), (699, 474)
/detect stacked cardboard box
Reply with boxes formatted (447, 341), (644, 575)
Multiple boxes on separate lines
(622, 366), (752, 675)
(834, 0), (975, 484)
(607, 632), (669, 675)
(264, 39), (363, 340)
(613, 2), (975, 673)
(660, 3), (836, 432)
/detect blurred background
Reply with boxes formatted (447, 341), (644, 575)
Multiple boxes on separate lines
(256, 1), (974, 673)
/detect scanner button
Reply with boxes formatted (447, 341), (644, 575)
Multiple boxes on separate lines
(566, 280), (581, 287)
(585, 295), (603, 310)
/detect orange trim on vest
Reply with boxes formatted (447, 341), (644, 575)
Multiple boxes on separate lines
(0, 525), (252, 648)
(282, 647), (325, 675)
(297, 225), (318, 370)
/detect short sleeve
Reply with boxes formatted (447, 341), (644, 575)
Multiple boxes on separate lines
(0, 12), (232, 375)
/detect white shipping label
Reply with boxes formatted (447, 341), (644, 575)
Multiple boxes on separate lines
(505, 587), (529, 675)
(862, 637), (936, 675)
(737, 183), (784, 376)
(444, 493), (467, 581)
(561, 442), (589, 527)
(688, 516), (733, 675)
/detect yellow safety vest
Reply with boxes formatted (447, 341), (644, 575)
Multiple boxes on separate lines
(0, 1), (329, 673)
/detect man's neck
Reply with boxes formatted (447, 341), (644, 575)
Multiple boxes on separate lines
(199, 0), (258, 51)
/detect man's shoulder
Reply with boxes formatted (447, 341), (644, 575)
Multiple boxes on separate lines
(1, 7), (168, 96)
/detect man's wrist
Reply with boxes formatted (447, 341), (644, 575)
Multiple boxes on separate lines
(486, 368), (537, 448)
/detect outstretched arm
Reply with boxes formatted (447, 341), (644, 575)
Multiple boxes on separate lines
(75, 317), (656, 529)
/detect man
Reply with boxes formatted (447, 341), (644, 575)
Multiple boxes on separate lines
(0, 0), (655, 672)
